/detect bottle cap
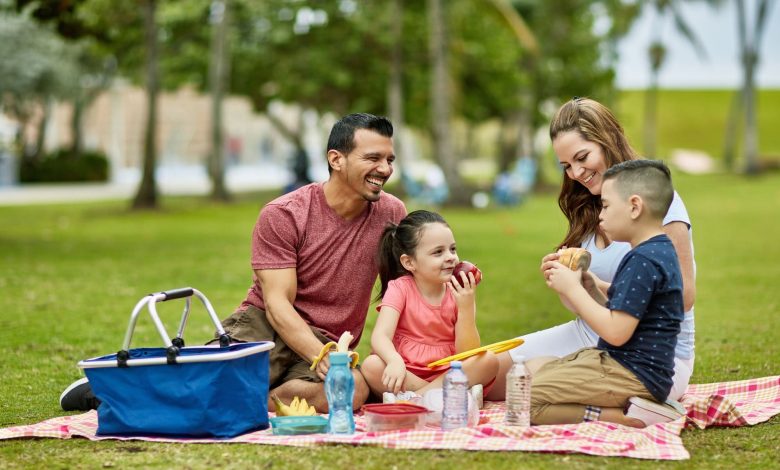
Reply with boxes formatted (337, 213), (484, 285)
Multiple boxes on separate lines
(329, 352), (349, 365)
(450, 360), (462, 369)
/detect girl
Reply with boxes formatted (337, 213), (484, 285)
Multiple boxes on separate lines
(361, 210), (498, 402)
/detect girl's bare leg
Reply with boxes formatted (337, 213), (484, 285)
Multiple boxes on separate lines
(416, 351), (499, 395)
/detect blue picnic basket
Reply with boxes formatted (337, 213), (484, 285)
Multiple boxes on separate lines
(78, 287), (274, 438)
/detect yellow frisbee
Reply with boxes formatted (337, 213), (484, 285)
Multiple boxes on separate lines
(426, 338), (524, 368)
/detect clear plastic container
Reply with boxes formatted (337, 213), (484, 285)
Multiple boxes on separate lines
(361, 403), (429, 432)
(505, 357), (531, 426)
(442, 360), (469, 430)
(269, 415), (328, 435)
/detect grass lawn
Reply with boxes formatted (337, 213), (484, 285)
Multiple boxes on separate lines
(1, 171), (779, 468)
(616, 89), (780, 162)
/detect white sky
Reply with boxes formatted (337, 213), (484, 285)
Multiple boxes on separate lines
(615, 1), (780, 88)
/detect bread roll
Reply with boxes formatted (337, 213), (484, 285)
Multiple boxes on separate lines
(558, 247), (591, 271)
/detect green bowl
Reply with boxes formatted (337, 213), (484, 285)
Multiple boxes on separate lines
(269, 415), (329, 435)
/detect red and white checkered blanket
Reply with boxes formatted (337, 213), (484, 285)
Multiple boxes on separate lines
(2, 376), (778, 460)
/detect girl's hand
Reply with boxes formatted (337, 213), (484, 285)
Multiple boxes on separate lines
(543, 260), (582, 294)
(449, 271), (477, 310)
(382, 359), (407, 394)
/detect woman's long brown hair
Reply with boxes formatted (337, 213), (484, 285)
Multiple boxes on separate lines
(549, 98), (640, 249)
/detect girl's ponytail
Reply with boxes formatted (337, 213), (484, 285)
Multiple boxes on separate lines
(376, 222), (402, 300)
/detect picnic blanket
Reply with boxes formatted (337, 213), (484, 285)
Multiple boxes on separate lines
(2, 376), (778, 460)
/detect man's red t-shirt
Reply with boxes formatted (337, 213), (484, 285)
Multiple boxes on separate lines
(241, 182), (406, 347)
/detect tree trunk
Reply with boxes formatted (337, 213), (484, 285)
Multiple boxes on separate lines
(208, 0), (230, 201)
(428, 0), (467, 205)
(644, 33), (666, 159)
(742, 53), (758, 174)
(265, 110), (309, 185)
(32, 97), (51, 160)
(132, 0), (160, 210)
(497, 115), (517, 175)
(738, 0), (767, 175)
(388, 0), (407, 198)
(643, 72), (659, 158)
(70, 95), (84, 156)
(721, 89), (741, 171)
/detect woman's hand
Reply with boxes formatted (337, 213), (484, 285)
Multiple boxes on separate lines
(382, 359), (407, 394)
(581, 270), (608, 305)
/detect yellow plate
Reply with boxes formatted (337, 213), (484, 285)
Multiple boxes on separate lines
(426, 338), (524, 368)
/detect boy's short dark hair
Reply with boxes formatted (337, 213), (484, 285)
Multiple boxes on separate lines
(603, 160), (674, 218)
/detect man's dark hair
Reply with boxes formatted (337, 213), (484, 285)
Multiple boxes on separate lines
(326, 113), (393, 174)
(603, 160), (674, 218)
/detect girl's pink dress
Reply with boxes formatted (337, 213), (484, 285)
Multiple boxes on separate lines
(376, 275), (457, 381)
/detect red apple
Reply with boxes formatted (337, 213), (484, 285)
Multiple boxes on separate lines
(452, 261), (482, 287)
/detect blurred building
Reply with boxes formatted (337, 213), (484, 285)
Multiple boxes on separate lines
(19, 81), (334, 190)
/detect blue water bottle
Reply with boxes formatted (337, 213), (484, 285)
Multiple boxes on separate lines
(442, 360), (469, 430)
(325, 352), (355, 434)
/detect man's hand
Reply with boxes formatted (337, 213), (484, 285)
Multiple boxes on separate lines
(314, 353), (330, 381)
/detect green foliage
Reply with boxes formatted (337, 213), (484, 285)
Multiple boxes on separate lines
(14, 0), (97, 39)
(230, 0), (395, 117)
(449, 0), (527, 124)
(19, 148), (109, 182)
(522, 0), (617, 123)
(0, 12), (81, 105)
(0, 172), (779, 467)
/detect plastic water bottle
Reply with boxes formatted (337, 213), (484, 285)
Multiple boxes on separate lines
(325, 352), (355, 434)
(505, 357), (531, 426)
(441, 361), (469, 431)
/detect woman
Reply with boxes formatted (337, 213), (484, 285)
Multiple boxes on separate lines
(487, 97), (696, 409)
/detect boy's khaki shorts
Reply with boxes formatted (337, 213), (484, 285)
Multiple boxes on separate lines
(210, 305), (330, 388)
(531, 348), (655, 423)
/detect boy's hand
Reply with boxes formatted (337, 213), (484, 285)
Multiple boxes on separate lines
(382, 359), (407, 394)
(543, 260), (582, 293)
(539, 248), (564, 274)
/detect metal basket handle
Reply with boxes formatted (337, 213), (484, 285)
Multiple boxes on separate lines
(116, 287), (230, 367)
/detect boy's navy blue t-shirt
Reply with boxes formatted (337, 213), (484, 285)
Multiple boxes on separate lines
(599, 234), (684, 401)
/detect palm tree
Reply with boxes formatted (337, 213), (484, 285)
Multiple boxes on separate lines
(729, 0), (773, 174)
(642, 0), (709, 158)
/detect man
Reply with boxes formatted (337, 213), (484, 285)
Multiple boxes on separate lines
(61, 113), (406, 413)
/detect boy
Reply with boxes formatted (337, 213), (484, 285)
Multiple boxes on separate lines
(534, 159), (684, 427)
